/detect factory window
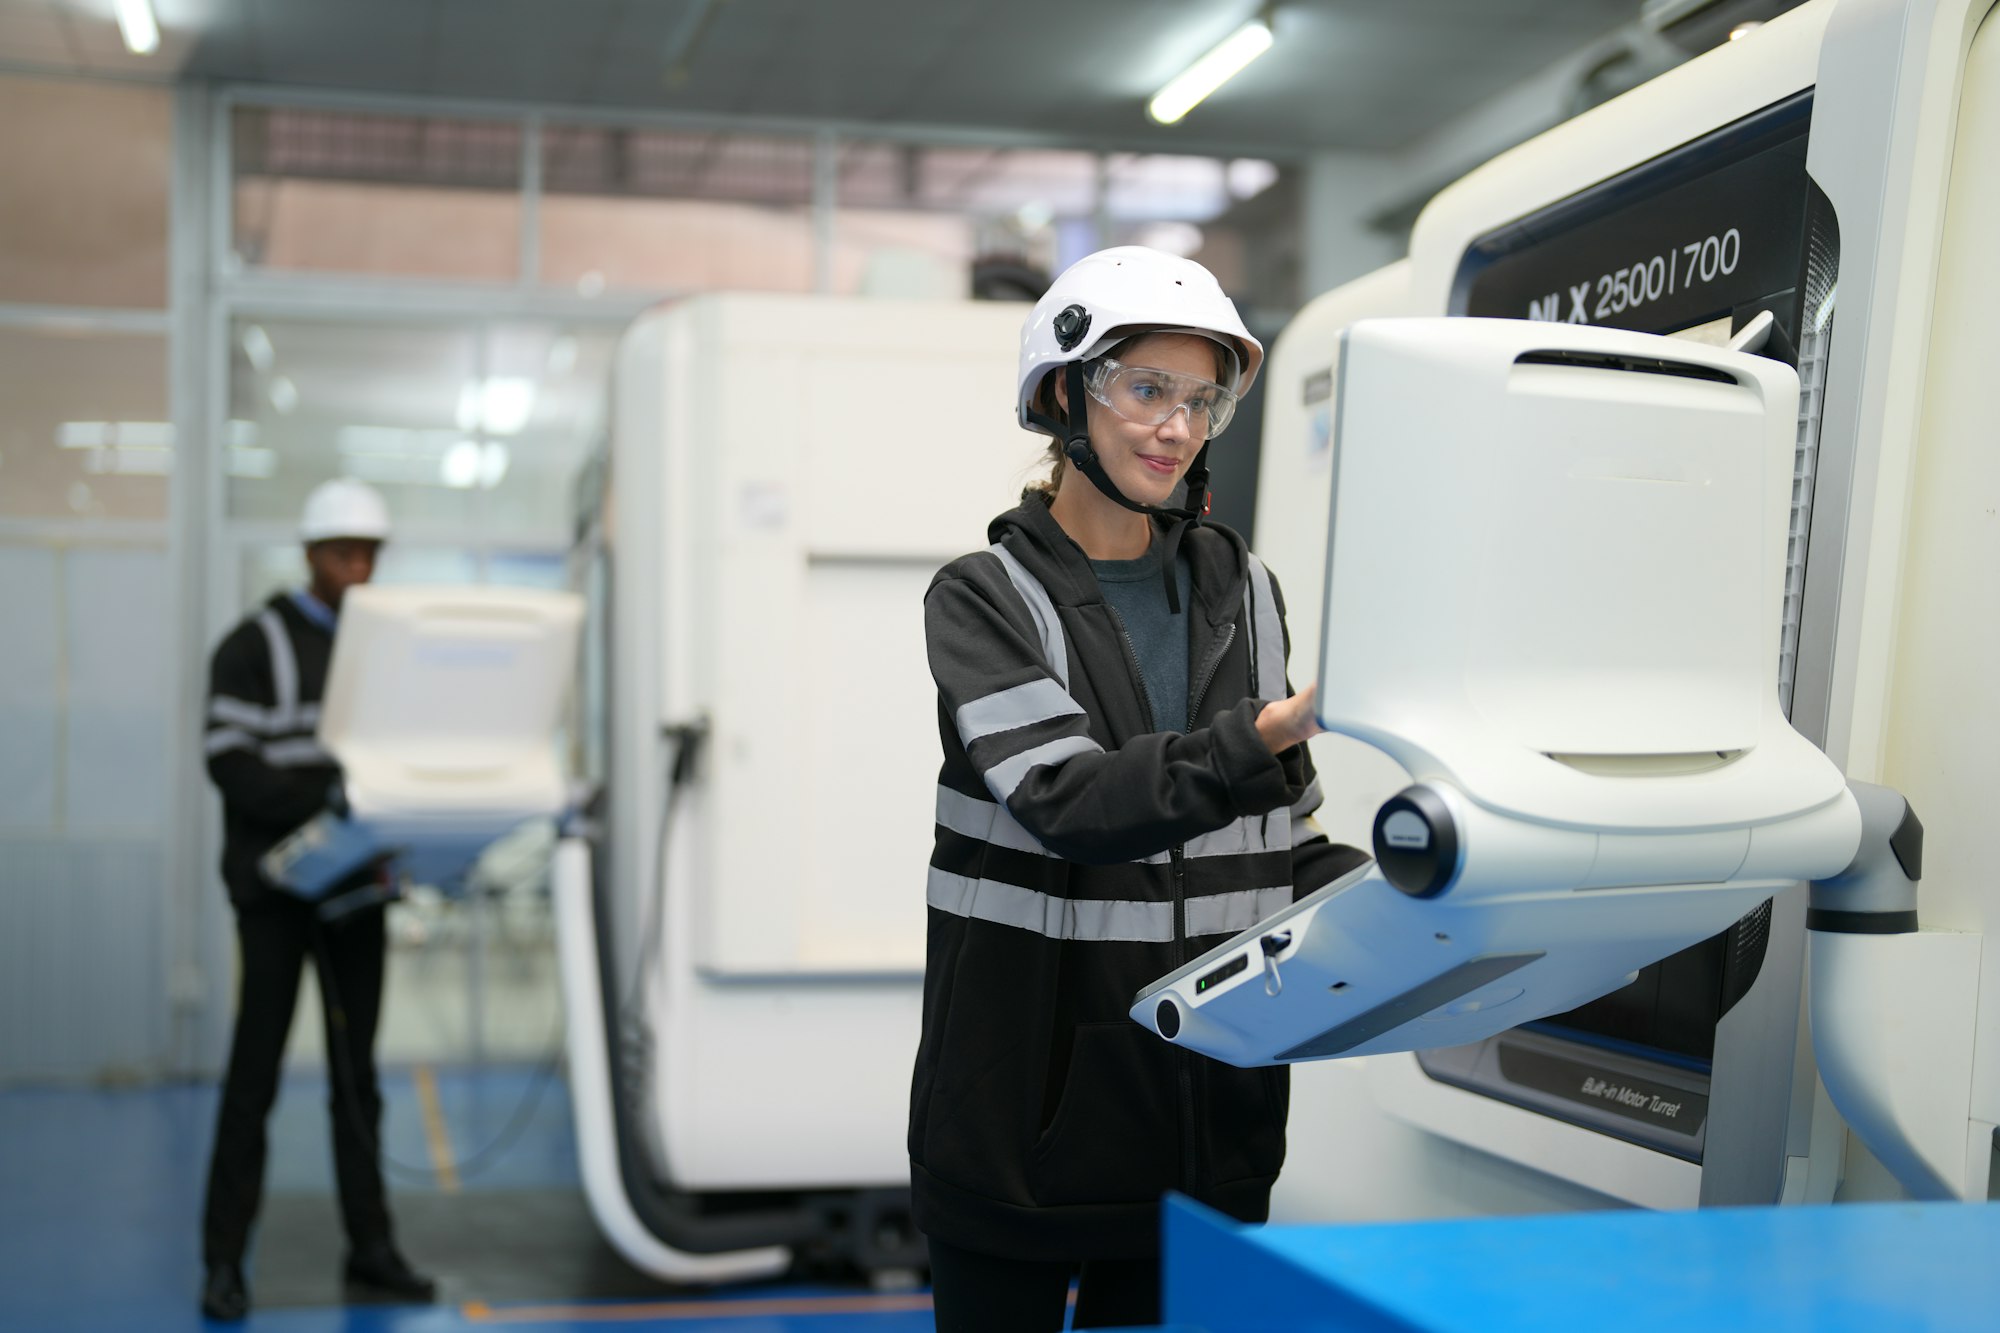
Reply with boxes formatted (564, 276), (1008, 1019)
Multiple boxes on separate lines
(0, 75), (171, 309)
(826, 142), (1290, 304)
(828, 144), (1090, 299)
(1100, 153), (1295, 313)
(221, 315), (615, 548)
(231, 106), (525, 281)
(538, 125), (818, 294)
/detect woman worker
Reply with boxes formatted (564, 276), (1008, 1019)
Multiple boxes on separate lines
(910, 246), (1367, 1331)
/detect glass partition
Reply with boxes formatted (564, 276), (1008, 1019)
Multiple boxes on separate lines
(224, 316), (614, 542)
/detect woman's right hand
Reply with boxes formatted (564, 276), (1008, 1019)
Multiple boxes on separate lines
(1256, 683), (1324, 755)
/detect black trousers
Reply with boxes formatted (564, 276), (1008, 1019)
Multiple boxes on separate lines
(927, 1236), (1161, 1332)
(201, 893), (392, 1267)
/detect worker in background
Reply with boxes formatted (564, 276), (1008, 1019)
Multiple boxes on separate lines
(198, 478), (435, 1323)
(910, 247), (1366, 1330)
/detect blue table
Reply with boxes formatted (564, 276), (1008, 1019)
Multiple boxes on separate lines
(1162, 1194), (2000, 1332)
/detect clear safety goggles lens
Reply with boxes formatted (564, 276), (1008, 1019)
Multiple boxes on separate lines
(1084, 358), (1240, 438)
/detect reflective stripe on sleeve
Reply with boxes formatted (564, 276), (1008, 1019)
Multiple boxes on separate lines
(934, 785), (1056, 858)
(204, 727), (257, 758)
(982, 734), (1102, 804)
(209, 695), (317, 736)
(261, 737), (334, 768)
(255, 610), (300, 716)
(954, 678), (1086, 747)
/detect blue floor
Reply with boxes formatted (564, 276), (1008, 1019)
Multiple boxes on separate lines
(0, 1067), (938, 1333)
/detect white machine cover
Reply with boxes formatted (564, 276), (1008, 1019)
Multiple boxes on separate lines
(1133, 318), (1861, 1066)
(319, 584), (583, 886)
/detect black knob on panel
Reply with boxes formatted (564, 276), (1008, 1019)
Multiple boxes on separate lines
(1372, 785), (1460, 898)
(1155, 998), (1182, 1040)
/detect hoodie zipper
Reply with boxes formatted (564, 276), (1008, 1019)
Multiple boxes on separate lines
(1171, 845), (1201, 1191)
(1188, 623), (1237, 733)
(1113, 603), (1245, 1195)
(1103, 605), (1159, 740)
(1107, 605), (1201, 1190)
(1180, 621), (1236, 1194)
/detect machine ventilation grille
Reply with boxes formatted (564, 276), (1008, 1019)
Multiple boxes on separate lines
(1779, 183), (1842, 717)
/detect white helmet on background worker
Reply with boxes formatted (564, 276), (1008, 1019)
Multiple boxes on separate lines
(299, 478), (392, 544)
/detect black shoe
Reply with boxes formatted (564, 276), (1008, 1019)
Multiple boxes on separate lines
(200, 1262), (249, 1322)
(342, 1242), (437, 1303)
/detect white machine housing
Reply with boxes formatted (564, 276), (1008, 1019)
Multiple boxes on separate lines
(556, 294), (1040, 1281)
(1253, 0), (1996, 1216)
(1133, 318), (1861, 1066)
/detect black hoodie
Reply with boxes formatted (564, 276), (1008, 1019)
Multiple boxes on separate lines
(909, 494), (1366, 1261)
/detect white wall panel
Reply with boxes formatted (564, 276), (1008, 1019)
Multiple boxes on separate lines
(0, 546), (59, 832)
(0, 839), (167, 1082)
(63, 547), (170, 831)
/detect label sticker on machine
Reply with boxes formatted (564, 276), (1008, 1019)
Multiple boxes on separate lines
(1496, 1041), (1710, 1137)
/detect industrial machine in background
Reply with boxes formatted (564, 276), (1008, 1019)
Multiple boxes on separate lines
(1254, 0), (1995, 1216)
(553, 295), (1039, 1282)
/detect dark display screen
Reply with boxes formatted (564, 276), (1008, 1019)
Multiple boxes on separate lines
(1441, 93), (1815, 1075)
(1460, 107), (1810, 342)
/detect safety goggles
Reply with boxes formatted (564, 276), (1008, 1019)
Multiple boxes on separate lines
(1083, 358), (1241, 439)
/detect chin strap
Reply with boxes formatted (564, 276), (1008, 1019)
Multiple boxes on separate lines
(1027, 361), (1212, 614)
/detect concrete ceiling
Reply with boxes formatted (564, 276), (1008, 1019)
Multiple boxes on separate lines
(1, 0), (1648, 154)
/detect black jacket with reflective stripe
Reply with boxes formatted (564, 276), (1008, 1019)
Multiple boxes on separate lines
(909, 494), (1366, 1261)
(204, 593), (343, 906)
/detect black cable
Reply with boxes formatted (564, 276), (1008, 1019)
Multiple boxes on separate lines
(617, 719), (709, 1102)
(310, 717), (705, 1187)
(311, 891), (568, 1187)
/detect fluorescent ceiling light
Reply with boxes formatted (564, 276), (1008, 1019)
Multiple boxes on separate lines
(441, 440), (483, 489)
(1149, 17), (1273, 125)
(269, 376), (299, 415)
(440, 440), (510, 490)
(115, 0), (160, 55)
(456, 377), (537, 436)
(478, 441), (510, 488)
(242, 325), (275, 373)
(1014, 200), (1055, 234)
(1227, 158), (1279, 200)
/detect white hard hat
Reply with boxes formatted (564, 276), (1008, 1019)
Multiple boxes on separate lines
(1016, 246), (1264, 432)
(300, 478), (391, 544)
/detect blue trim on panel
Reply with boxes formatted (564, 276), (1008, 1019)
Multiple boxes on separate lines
(1517, 1020), (1716, 1075)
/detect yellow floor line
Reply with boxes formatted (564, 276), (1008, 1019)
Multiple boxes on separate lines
(462, 1292), (936, 1323)
(411, 1063), (461, 1194)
